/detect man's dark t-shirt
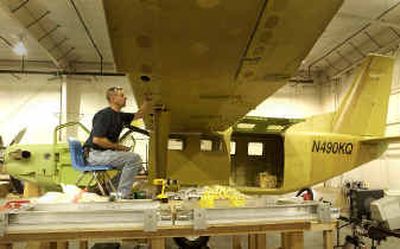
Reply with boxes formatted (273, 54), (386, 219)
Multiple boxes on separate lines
(84, 107), (134, 150)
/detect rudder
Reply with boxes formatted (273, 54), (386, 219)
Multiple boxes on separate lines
(332, 55), (394, 136)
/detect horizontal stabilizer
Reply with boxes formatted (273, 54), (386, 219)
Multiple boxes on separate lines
(361, 136), (400, 144)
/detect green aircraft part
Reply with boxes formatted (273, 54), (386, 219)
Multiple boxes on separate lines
(5, 143), (76, 190)
(3, 122), (116, 191)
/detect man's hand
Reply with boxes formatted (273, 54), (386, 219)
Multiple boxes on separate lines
(144, 92), (152, 102)
(134, 93), (153, 120)
(115, 144), (130, 151)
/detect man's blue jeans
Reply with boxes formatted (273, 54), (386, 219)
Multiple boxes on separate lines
(87, 149), (142, 198)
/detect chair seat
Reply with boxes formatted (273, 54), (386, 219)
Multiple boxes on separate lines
(68, 138), (114, 172)
(68, 137), (117, 195)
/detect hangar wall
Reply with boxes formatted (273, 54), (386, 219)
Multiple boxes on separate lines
(248, 83), (324, 118)
(1, 75), (323, 143)
(0, 75), (135, 145)
(0, 75), (60, 145)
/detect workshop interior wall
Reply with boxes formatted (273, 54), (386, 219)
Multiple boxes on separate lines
(248, 83), (324, 118)
(0, 74), (60, 145)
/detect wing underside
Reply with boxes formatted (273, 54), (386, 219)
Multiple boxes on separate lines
(103, 0), (343, 132)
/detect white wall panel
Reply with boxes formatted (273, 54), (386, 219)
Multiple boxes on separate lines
(0, 75), (61, 145)
(248, 83), (323, 118)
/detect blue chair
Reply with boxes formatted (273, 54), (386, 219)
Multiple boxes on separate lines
(68, 137), (116, 195)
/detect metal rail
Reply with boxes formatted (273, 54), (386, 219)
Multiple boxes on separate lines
(0, 200), (336, 236)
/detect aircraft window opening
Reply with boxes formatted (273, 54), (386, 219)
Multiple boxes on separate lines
(267, 125), (284, 131)
(200, 139), (213, 152)
(237, 123), (256, 129)
(168, 139), (184, 151)
(248, 142), (263, 156)
(230, 141), (236, 155)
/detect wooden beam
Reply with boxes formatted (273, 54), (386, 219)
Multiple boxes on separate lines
(149, 109), (170, 180)
(0, 222), (312, 242)
(23, 182), (41, 197)
(281, 232), (303, 249)
(149, 238), (165, 249)
(79, 241), (88, 249)
(232, 235), (242, 249)
(323, 230), (333, 249)
(248, 233), (266, 249)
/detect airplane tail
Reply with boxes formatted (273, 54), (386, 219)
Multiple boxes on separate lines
(332, 55), (394, 136)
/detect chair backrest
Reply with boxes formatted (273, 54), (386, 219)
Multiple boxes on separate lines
(68, 138), (86, 170)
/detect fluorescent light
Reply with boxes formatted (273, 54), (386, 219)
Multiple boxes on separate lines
(13, 41), (27, 56)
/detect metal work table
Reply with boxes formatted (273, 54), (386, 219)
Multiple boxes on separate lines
(0, 200), (337, 249)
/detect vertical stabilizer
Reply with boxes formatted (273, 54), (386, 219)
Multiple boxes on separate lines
(332, 55), (394, 136)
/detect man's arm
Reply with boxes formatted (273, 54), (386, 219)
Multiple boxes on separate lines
(133, 95), (152, 120)
(92, 137), (129, 151)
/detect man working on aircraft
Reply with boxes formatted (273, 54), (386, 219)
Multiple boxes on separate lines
(84, 87), (151, 199)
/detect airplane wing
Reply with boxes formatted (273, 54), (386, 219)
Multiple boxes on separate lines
(361, 136), (400, 144)
(103, 0), (343, 132)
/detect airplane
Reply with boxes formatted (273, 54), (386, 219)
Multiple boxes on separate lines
(102, 0), (397, 194)
(148, 54), (396, 195)
(4, 0), (397, 195)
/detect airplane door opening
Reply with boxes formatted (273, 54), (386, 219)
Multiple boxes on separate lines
(231, 133), (284, 189)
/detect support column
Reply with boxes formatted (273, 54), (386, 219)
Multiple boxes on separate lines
(79, 241), (88, 249)
(149, 108), (170, 180)
(232, 235), (242, 249)
(60, 76), (82, 140)
(248, 234), (266, 249)
(281, 232), (303, 249)
(149, 238), (165, 249)
(323, 230), (333, 249)
(54, 241), (68, 249)
(20, 241), (49, 249)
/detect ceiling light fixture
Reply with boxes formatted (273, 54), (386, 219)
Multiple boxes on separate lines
(12, 41), (27, 56)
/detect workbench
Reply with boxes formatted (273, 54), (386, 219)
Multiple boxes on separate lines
(0, 220), (336, 249)
(0, 200), (337, 249)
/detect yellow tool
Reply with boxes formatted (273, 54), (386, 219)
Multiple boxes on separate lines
(152, 178), (168, 202)
(152, 178), (180, 202)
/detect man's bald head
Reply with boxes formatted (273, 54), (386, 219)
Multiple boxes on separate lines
(106, 87), (126, 109)
(106, 87), (123, 102)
